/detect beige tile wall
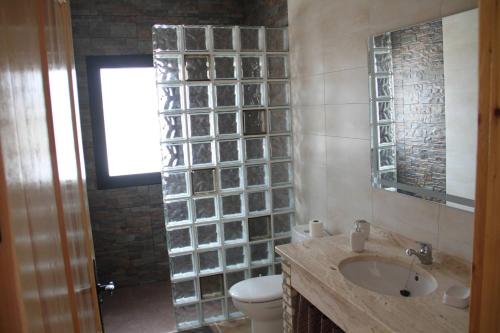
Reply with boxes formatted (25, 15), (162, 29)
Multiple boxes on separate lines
(289, 0), (477, 262)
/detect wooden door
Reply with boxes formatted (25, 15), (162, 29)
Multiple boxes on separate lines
(469, 0), (500, 332)
(0, 0), (102, 332)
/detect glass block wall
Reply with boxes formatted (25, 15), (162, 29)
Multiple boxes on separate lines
(152, 25), (294, 330)
(369, 32), (397, 190)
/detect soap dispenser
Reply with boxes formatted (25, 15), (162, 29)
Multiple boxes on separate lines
(350, 221), (365, 253)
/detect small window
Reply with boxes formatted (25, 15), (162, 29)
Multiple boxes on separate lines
(87, 55), (161, 189)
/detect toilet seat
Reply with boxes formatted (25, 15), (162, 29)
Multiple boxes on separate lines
(229, 274), (282, 303)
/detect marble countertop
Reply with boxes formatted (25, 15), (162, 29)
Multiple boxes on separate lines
(276, 227), (471, 333)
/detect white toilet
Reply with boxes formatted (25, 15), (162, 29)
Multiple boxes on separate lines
(229, 224), (329, 333)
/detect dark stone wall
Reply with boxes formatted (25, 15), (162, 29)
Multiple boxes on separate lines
(244, 0), (288, 27)
(70, 0), (287, 286)
(391, 20), (446, 197)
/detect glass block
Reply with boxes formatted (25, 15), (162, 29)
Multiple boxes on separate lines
(200, 274), (224, 299)
(268, 82), (289, 107)
(171, 253), (195, 279)
(189, 113), (212, 138)
(377, 101), (394, 122)
(241, 56), (263, 79)
(243, 109), (267, 135)
(196, 223), (219, 248)
(161, 143), (187, 169)
(155, 55), (181, 82)
(242, 83), (263, 107)
(374, 51), (392, 73)
(246, 164), (267, 188)
(225, 270), (246, 290)
(190, 142), (214, 166)
(172, 280), (197, 304)
(378, 124), (394, 145)
(191, 168), (215, 194)
(167, 226), (192, 253)
(163, 171), (189, 198)
(175, 304), (200, 329)
(247, 191), (268, 213)
(225, 246), (247, 269)
(374, 33), (391, 48)
(380, 170), (396, 183)
(152, 25), (179, 51)
(203, 304), (226, 328)
(214, 56), (236, 79)
(266, 28), (288, 52)
(251, 266), (271, 278)
(271, 162), (292, 185)
(165, 199), (190, 224)
(270, 136), (291, 160)
(273, 187), (293, 211)
(245, 137), (266, 161)
(213, 27), (235, 51)
(248, 215), (271, 241)
(227, 297), (243, 318)
(375, 76), (392, 98)
(185, 26), (207, 51)
(274, 237), (291, 260)
(217, 111), (239, 136)
(215, 84), (237, 108)
(218, 139), (240, 164)
(221, 193), (243, 217)
(223, 220), (245, 244)
(220, 167), (242, 191)
(269, 109), (291, 133)
(250, 241), (270, 264)
(194, 197), (217, 221)
(267, 55), (288, 79)
(185, 55), (210, 81)
(379, 147), (396, 169)
(240, 27), (262, 51)
(273, 213), (293, 236)
(186, 84), (211, 109)
(158, 85), (182, 111)
(198, 250), (221, 274)
(160, 114), (185, 141)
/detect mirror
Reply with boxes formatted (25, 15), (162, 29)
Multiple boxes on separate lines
(368, 9), (478, 211)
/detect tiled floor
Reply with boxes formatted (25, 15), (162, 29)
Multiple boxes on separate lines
(101, 281), (251, 333)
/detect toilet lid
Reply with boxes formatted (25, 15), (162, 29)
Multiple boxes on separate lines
(229, 274), (282, 303)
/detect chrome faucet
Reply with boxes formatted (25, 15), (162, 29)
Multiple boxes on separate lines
(405, 242), (433, 265)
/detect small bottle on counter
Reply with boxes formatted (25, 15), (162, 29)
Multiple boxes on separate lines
(350, 221), (365, 253)
(355, 219), (370, 240)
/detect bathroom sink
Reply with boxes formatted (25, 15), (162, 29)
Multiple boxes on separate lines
(338, 256), (437, 297)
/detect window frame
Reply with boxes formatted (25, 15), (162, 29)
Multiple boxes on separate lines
(87, 54), (161, 189)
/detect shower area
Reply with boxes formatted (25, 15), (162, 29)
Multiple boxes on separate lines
(153, 25), (295, 329)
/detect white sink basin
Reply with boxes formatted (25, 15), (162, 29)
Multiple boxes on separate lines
(338, 256), (438, 297)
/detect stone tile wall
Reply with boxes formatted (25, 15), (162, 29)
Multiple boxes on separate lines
(391, 20), (446, 197)
(71, 0), (288, 286)
(71, 0), (246, 286)
(244, 0), (288, 27)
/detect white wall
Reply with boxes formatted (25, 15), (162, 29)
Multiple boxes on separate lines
(289, 0), (477, 262)
(443, 9), (478, 207)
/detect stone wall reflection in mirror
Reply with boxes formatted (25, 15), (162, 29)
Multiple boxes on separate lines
(369, 9), (478, 211)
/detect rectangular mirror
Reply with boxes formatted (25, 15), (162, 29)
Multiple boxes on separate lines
(369, 9), (478, 211)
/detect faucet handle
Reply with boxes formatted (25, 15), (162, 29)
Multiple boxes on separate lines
(417, 242), (432, 253)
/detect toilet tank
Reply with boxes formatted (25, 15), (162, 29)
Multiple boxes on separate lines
(291, 224), (329, 243)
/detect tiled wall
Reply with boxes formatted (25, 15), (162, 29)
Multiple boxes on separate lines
(288, 0), (477, 262)
(71, 0), (247, 286)
(70, 0), (288, 286)
(244, 0), (288, 27)
(392, 21), (446, 196)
